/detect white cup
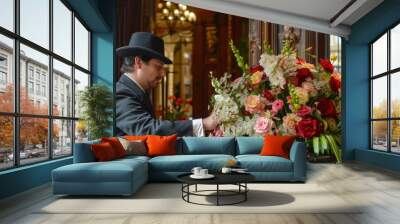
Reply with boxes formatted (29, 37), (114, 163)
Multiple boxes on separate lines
(221, 167), (232, 174)
(191, 167), (202, 176)
(200, 169), (208, 176)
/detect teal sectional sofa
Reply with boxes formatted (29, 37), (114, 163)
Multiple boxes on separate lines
(52, 137), (307, 196)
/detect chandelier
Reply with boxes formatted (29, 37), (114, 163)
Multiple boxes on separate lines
(157, 1), (197, 34)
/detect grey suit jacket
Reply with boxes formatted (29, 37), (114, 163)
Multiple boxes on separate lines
(116, 75), (193, 136)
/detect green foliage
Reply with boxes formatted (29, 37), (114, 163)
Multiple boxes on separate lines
(79, 84), (113, 140)
(229, 40), (249, 74)
(263, 40), (273, 55)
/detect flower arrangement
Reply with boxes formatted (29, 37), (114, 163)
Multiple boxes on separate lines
(162, 96), (192, 120)
(210, 40), (342, 163)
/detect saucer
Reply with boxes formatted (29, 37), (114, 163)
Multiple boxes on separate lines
(190, 174), (215, 179)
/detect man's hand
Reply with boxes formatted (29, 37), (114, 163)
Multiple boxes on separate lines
(202, 111), (219, 131)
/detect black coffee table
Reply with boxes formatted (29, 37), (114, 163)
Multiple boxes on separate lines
(177, 172), (255, 206)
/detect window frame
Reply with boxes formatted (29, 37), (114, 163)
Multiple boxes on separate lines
(0, 0), (92, 171)
(370, 20), (400, 154)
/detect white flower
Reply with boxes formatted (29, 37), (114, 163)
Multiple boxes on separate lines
(259, 53), (278, 75)
(268, 70), (286, 88)
(213, 95), (239, 122)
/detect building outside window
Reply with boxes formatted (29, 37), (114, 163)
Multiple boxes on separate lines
(0, 0), (92, 170)
(28, 66), (34, 79)
(371, 23), (400, 154)
(28, 81), (34, 94)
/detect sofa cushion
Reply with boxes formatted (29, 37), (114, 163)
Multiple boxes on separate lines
(236, 155), (293, 172)
(101, 137), (127, 158)
(260, 135), (296, 159)
(52, 159), (147, 183)
(118, 137), (147, 156)
(147, 135), (177, 157)
(148, 154), (235, 172)
(91, 142), (118, 161)
(180, 137), (235, 155)
(236, 137), (263, 155)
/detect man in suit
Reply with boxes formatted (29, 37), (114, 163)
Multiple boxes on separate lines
(115, 32), (219, 136)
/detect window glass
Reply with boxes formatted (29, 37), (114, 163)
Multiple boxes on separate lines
(75, 120), (88, 143)
(53, 0), (72, 60)
(391, 120), (400, 153)
(74, 18), (89, 70)
(0, 34), (14, 113)
(391, 72), (400, 118)
(372, 33), (387, 76)
(391, 24), (400, 70)
(20, 44), (49, 115)
(372, 121), (388, 151)
(53, 119), (72, 158)
(0, 116), (13, 170)
(74, 69), (89, 118)
(372, 76), (387, 119)
(0, 0), (14, 31)
(20, 117), (49, 165)
(20, 0), (49, 49)
(53, 59), (72, 116)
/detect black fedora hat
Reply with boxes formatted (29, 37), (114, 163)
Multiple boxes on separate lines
(116, 32), (172, 64)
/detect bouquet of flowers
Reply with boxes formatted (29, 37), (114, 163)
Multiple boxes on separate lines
(210, 40), (342, 163)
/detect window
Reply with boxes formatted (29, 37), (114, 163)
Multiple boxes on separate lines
(36, 83), (40, 95)
(28, 67), (34, 80)
(329, 35), (342, 73)
(35, 70), (41, 81)
(0, 54), (7, 87)
(42, 85), (46, 97)
(0, 71), (6, 84)
(0, 0), (91, 170)
(28, 81), (34, 94)
(371, 23), (400, 154)
(0, 0), (14, 32)
(0, 55), (7, 67)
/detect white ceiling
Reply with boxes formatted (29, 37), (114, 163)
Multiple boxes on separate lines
(169, 0), (384, 37)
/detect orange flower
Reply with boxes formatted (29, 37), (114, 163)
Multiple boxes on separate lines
(250, 71), (263, 85)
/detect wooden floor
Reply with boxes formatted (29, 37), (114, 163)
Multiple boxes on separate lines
(1, 162), (400, 224)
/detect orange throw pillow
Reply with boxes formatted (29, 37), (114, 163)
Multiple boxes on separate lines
(124, 135), (148, 141)
(260, 135), (296, 159)
(91, 142), (117, 161)
(146, 135), (177, 157)
(101, 137), (126, 158)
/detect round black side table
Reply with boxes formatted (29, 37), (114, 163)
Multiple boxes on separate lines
(177, 173), (255, 206)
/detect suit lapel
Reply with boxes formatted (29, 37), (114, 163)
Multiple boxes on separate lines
(119, 75), (155, 118)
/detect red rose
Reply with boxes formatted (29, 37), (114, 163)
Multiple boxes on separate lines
(317, 98), (336, 118)
(287, 76), (300, 86)
(330, 74), (341, 93)
(296, 117), (321, 139)
(319, 58), (334, 73)
(263, 90), (274, 101)
(186, 99), (193, 105)
(175, 98), (184, 106)
(250, 64), (264, 73)
(296, 105), (312, 117)
(296, 68), (312, 86)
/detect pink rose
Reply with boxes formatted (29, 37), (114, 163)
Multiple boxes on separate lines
(272, 99), (284, 113)
(296, 105), (312, 117)
(254, 117), (274, 134)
